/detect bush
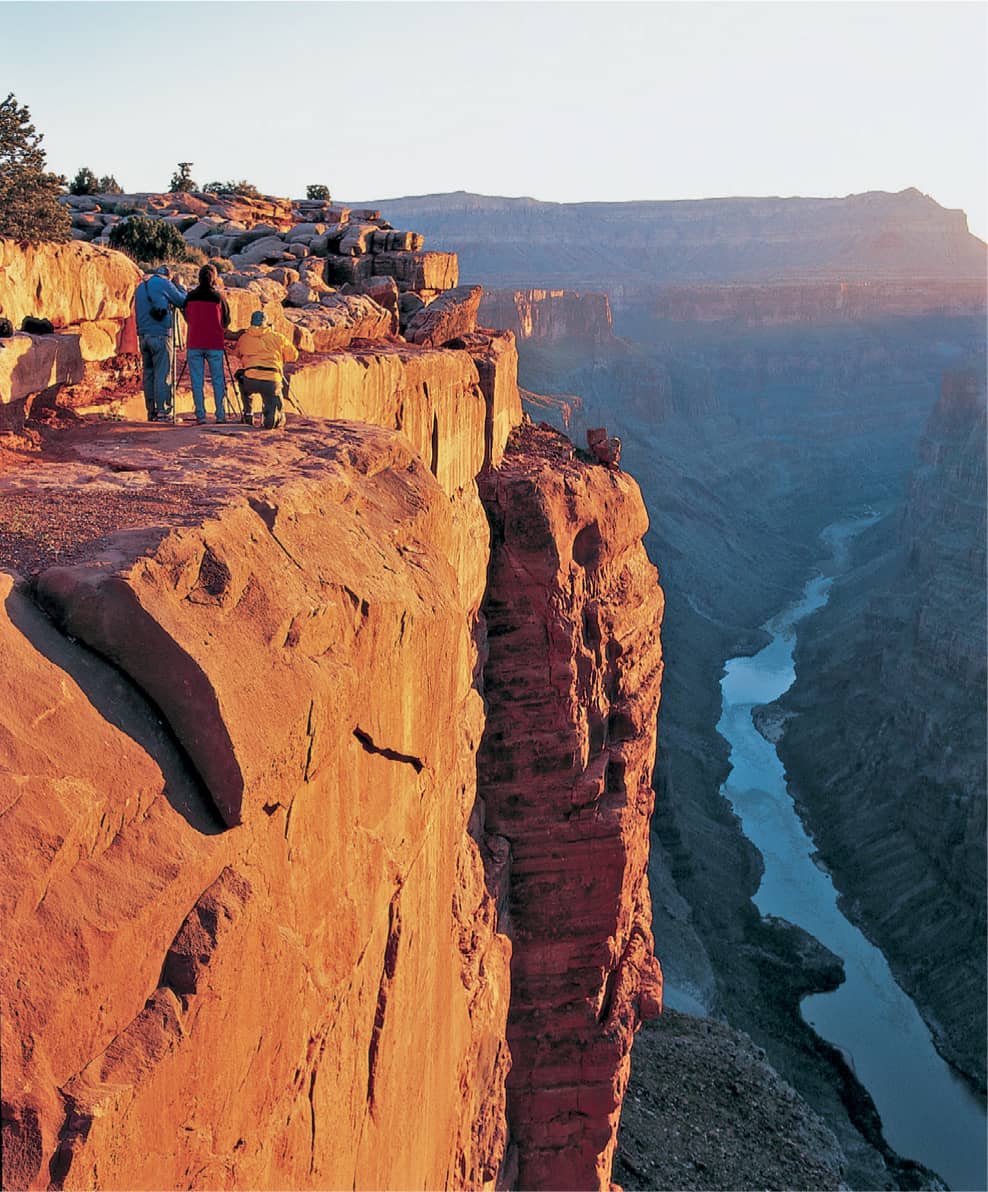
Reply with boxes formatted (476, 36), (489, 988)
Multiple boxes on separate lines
(0, 93), (70, 242)
(98, 174), (123, 195)
(306, 183), (331, 201)
(108, 215), (194, 266)
(204, 179), (261, 199)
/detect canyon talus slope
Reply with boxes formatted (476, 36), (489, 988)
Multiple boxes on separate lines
(1, 235), (669, 1191)
(774, 371), (988, 1086)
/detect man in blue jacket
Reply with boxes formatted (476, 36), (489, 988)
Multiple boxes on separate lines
(134, 266), (187, 421)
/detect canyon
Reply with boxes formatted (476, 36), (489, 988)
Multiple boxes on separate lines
(2, 184), (985, 1191)
(391, 189), (986, 1188)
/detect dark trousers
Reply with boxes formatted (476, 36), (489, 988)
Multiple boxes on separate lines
(139, 334), (173, 418)
(238, 376), (284, 429)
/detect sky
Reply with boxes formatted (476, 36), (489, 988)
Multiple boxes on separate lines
(2, 1), (986, 240)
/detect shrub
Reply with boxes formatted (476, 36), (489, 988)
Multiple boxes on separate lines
(108, 215), (194, 266)
(306, 183), (331, 201)
(204, 179), (261, 199)
(98, 174), (123, 195)
(0, 93), (70, 242)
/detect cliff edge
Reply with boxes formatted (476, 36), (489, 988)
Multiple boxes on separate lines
(0, 238), (664, 1190)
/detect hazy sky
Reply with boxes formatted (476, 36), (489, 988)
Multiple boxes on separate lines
(3, 1), (986, 239)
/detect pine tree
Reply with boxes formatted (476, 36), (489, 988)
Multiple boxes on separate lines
(69, 166), (99, 195)
(0, 93), (70, 242)
(169, 162), (197, 193)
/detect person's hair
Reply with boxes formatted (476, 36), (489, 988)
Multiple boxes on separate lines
(198, 263), (218, 287)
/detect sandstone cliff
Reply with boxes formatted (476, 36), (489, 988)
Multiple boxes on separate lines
(773, 371), (988, 1087)
(0, 240), (665, 1190)
(478, 423), (664, 1189)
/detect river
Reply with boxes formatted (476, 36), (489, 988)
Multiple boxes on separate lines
(716, 515), (987, 1192)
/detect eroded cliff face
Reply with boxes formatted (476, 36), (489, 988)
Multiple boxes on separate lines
(1, 243), (665, 1191)
(1, 423), (511, 1191)
(478, 423), (664, 1190)
(478, 290), (614, 343)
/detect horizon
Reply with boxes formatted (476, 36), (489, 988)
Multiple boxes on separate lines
(2, 1), (985, 241)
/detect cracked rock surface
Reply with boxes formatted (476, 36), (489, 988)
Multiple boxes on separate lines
(0, 417), (510, 1191)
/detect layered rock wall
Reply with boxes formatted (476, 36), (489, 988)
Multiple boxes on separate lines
(478, 290), (614, 342)
(645, 279), (988, 324)
(478, 423), (664, 1190)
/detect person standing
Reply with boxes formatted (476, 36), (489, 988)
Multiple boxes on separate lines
(183, 264), (231, 424)
(134, 265), (187, 422)
(234, 310), (298, 429)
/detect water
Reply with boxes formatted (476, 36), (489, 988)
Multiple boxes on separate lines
(717, 515), (987, 1191)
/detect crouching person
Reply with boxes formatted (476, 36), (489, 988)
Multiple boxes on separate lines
(235, 310), (298, 429)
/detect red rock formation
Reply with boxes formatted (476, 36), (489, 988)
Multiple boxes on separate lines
(405, 284), (483, 346)
(0, 239), (140, 328)
(0, 422), (511, 1191)
(1, 239), (665, 1192)
(478, 422), (664, 1191)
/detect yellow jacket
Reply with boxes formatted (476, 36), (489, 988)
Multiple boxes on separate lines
(236, 325), (298, 381)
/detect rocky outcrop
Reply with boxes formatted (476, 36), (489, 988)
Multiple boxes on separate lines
(0, 239), (141, 328)
(1, 274), (665, 1190)
(405, 284), (482, 346)
(478, 289), (614, 342)
(0, 422), (511, 1191)
(477, 422), (664, 1190)
(774, 371), (987, 1086)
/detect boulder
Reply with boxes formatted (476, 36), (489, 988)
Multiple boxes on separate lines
(287, 222), (327, 242)
(0, 240), (141, 327)
(244, 277), (288, 306)
(0, 332), (85, 430)
(586, 425), (622, 469)
(71, 319), (125, 363)
(229, 235), (291, 267)
(341, 276), (399, 333)
(286, 281), (316, 307)
(405, 285), (482, 348)
(284, 294), (393, 353)
(325, 255), (374, 286)
(372, 251), (458, 292)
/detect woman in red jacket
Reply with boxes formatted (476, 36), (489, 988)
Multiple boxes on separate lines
(183, 264), (231, 424)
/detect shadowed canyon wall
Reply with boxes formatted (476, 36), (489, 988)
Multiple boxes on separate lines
(774, 371), (988, 1087)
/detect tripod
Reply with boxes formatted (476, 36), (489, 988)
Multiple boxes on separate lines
(173, 340), (246, 422)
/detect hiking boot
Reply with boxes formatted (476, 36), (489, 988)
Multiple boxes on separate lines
(196, 416), (207, 425)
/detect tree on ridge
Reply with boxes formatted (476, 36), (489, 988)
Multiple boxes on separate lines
(0, 93), (70, 243)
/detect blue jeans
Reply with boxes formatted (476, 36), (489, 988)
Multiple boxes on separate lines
(188, 349), (226, 421)
(139, 334), (173, 419)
